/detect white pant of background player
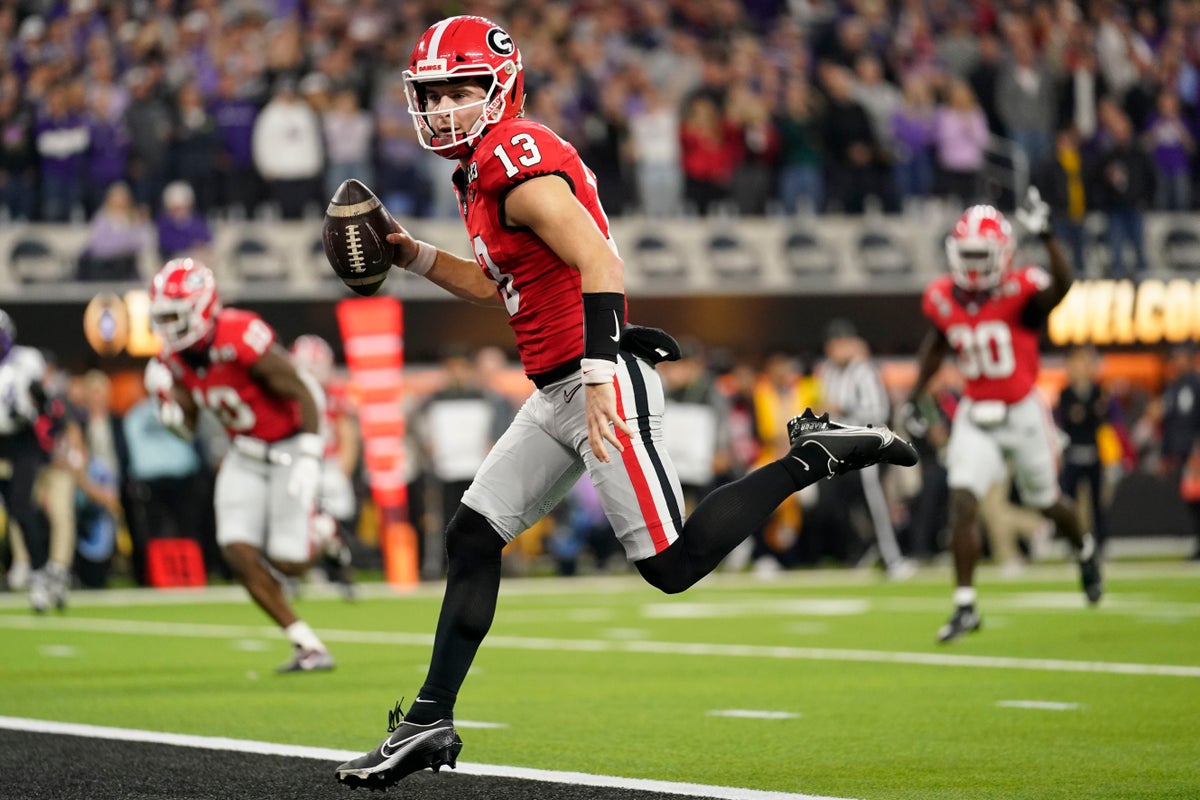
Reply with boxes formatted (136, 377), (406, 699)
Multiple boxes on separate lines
(945, 390), (1062, 509)
(463, 354), (683, 561)
(215, 435), (323, 564)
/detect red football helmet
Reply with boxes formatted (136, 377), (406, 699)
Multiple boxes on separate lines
(403, 15), (525, 160)
(945, 205), (1014, 291)
(290, 334), (334, 385)
(148, 258), (221, 354)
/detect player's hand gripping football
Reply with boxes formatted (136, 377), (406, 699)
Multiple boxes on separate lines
(383, 211), (420, 269)
(1015, 185), (1051, 239)
(585, 382), (633, 463)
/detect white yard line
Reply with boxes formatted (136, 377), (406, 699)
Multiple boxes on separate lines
(0, 716), (855, 800)
(3, 614), (1199, 678)
(708, 710), (803, 720)
(995, 700), (1082, 711)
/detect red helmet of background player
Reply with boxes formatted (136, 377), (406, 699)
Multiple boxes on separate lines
(403, 15), (525, 160)
(290, 334), (334, 385)
(148, 258), (221, 354)
(945, 205), (1015, 292)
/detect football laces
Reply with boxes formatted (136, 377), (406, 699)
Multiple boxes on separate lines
(344, 224), (366, 273)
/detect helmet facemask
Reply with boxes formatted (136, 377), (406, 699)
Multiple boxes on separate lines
(150, 296), (210, 354)
(945, 206), (1014, 292)
(404, 67), (517, 159)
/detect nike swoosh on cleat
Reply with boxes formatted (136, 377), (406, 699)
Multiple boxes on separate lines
(378, 728), (444, 760)
(790, 455), (810, 470)
(796, 440), (841, 473)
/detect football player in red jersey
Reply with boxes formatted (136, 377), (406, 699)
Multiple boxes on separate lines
(147, 258), (337, 672)
(289, 334), (359, 597)
(904, 188), (1103, 644)
(333, 16), (919, 789)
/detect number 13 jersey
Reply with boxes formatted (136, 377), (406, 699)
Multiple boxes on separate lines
(921, 265), (1051, 404)
(453, 117), (617, 380)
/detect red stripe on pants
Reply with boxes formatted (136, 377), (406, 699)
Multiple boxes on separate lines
(613, 376), (671, 553)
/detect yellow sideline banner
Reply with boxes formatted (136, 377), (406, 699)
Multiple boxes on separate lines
(1049, 278), (1200, 346)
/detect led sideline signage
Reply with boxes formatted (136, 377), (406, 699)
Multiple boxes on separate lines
(1048, 279), (1200, 346)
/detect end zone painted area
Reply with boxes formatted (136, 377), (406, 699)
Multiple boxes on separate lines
(0, 716), (857, 800)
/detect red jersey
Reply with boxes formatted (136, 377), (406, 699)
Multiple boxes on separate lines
(455, 117), (618, 379)
(161, 308), (301, 442)
(321, 378), (353, 458)
(921, 265), (1052, 403)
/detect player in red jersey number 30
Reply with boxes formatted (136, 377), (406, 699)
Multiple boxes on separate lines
(904, 188), (1104, 644)
(332, 16), (919, 790)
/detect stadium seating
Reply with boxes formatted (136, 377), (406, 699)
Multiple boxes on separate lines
(707, 232), (761, 282)
(782, 229), (836, 278)
(229, 235), (288, 282)
(1162, 226), (1200, 273)
(631, 231), (688, 283)
(8, 237), (70, 284)
(858, 231), (912, 276)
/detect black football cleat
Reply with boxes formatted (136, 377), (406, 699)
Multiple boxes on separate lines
(335, 702), (463, 790)
(937, 605), (982, 644)
(323, 547), (357, 602)
(786, 408), (919, 477)
(1079, 551), (1103, 606)
(317, 518), (357, 601)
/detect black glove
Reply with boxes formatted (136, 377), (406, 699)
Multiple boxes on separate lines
(619, 324), (682, 364)
(897, 400), (929, 439)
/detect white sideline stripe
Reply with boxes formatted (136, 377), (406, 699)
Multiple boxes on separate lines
(995, 700), (1082, 711)
(0, 716), (854, 800)
(4, 614), (1200, 678)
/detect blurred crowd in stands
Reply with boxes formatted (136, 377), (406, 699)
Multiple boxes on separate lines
(0, 0), (1198, 238)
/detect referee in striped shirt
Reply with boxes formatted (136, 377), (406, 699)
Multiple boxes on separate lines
(817, 319), (915, 580)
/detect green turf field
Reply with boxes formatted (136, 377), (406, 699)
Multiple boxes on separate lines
(3, 562), (1199, 800)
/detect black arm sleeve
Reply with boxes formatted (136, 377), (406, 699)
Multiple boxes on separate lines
(582, 292), (626, 362)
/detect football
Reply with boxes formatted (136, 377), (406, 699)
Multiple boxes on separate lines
(323, 178), (397, 296)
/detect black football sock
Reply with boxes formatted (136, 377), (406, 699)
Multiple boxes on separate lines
(637, 461), (817, 593)
(406, 505), (504, 726)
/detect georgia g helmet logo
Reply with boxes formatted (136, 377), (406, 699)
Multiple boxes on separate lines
(486, 27), (514, 55)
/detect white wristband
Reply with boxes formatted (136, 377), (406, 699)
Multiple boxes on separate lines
(580, 357), (617, 385)
(404, 241), (436, 276)
(295, 432), (325, 460)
